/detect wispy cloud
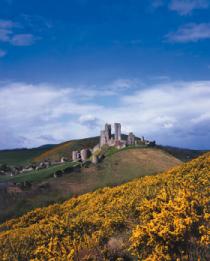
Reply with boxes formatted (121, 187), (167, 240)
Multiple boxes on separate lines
(0, 20), (17, 28)
(0, 19), (16, 42)
(169, 0), (209, 15)
(10, 34), (36, 46)
(0, 28), (11, 42)
(0, 80), (210, 149)
(166, 23), (210, 43)
(0, 16), (48, 50)
(0, 49), (7, 57)
(20, 14), (53, 30)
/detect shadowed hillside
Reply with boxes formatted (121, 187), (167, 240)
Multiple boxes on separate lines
(0, 152), (209, 260)
(0, 145), (56, 166)
(157, 145), (207, 162)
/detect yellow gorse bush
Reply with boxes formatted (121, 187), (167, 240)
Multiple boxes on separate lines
(0, 153), (209, 260)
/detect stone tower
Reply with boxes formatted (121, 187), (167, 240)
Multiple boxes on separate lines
(127, 132), (135, 145)
(80, 148), (91, 161)
(114, 123), (121, 141)
(100, 130), (106, 147)
(105, 123), (111, 141)
(72, 151), (79, 161)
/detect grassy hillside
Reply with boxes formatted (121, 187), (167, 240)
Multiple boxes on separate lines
(0, 152), (209, 260)
(0, 147), (181, 223)
(33, 136), (100, 163)
(0, 145), (55, 166)
(33, 137), (208, 164)
(33, 134), (141, 163)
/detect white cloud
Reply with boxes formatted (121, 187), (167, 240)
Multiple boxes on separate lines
(166, 23), (210, 43)
(10, 34), (36, 46)
(0, 49), (6, 57)
(0, 80), (210, 149)
(169, 0), (209, 15)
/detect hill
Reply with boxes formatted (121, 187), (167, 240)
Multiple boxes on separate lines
(158, 145), (207, 162)
(0, 147), (181, 223)
(0, 145), (56, 166)
(0, 152), (209, 260)
(33, 136), (100, 163)
(33, 136), (207, 164)
(0, 135), (206, 167)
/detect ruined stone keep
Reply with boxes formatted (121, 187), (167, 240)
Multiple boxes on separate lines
(114, 123), (121, 141)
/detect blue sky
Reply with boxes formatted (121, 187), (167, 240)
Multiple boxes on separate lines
(0, 0), (210, 149)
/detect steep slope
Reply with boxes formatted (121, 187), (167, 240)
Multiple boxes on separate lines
(0, 147), (181, 223)
(0, 152), (209, 260)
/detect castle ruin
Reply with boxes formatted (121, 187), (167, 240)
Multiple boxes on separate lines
(127, 132), (135, 145)
(114, 123), (121, 141)
(99, 122), (129, 149)
(72, 122), (155, 163)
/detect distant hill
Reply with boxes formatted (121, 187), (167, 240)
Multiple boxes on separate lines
(157, 145), (207, 162)
(0, 144), (56, 166)
(0, 152), (209, 260)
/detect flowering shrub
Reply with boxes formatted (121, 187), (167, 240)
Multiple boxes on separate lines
(0, 153), (209, 260)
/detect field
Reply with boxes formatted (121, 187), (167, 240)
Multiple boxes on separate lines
(0, 152), (209, 260)
(0, 147), (181, 223)
(0, 161), (78, 183)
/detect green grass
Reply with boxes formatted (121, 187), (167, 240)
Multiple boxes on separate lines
(0, 161), (79, 184)
(102, 145), (153, 160)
